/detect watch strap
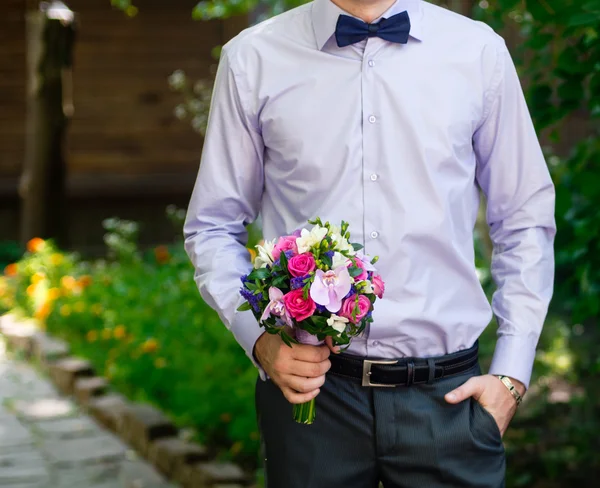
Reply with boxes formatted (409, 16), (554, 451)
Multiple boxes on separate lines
(497, 375), (523, 406)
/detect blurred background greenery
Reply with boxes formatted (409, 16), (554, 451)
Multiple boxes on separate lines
(1, 0), (599, 486)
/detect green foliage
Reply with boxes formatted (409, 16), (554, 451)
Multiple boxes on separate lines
(473, 1), (600, 485)
(0, 241), (24, 272)
(0, 212), (260, 469)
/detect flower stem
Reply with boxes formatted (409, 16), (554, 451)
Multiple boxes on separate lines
(292, 398), (316, 424)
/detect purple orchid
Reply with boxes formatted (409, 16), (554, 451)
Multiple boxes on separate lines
(309, 266), (352, 313)
(355, 251), (377, 272)
(260, 287), (292, 326)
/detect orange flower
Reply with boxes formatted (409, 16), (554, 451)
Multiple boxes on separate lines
(86, 330), (98, 342)
(31, 272), (46, 284)
(50, 253), (64, 266)
(154, 245), (170, 264)
(26, 284), (37, 297)
(113, 325), (126, 340)
(47, 287), (61, 301)
(141, 338), (159, 354)
(61, 275), (77, 290)
(27, 237), (46, 253)
(248, 248), (257, 262)
(35, 302), (52, 321)
(78, 275), (93, 288)
(230, 441), (243, 455)
(4, 263), (18, 277)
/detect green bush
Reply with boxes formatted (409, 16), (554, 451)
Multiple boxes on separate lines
(0, 212), (260, 468)
(0, 240), (24, 272)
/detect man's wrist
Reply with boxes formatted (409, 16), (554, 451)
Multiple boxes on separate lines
(496, 375), (525, 406)
(507, 376), (526, 396)
(252, 331), (267, 366)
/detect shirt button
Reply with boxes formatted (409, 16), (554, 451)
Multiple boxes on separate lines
(370, 231), (379, 239)
(372, 340), (380, 347)
(370, 173), (378, 181)
(368, 59), (375, 67)
(368, 115), (377, 123)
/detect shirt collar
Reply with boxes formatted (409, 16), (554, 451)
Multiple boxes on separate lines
(311, 0), (424, 51)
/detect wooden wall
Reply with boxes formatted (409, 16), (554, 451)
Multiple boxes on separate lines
(67, 0), (221, 181)
(0, 0), (26, 181)
(0, 0), (246, 252)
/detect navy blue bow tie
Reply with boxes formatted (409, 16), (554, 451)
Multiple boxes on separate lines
(335, 11), (411, 48)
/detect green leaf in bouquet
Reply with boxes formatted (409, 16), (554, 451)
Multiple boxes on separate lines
(302, 285), (310, 300)
(348, 266), (364, 278)
(321, 252), (333, 269)
(351, 242), (364, 252)
(311, 315), (329, 328)
(367, 294), (376, 304)
(248, 268), (270, 281)
(271, 275), (288, 288)
(280, 329), (299, 347)
(245, 282), (258, 291)
(237, 302), (252, 312)
(279, 250), (289, 272)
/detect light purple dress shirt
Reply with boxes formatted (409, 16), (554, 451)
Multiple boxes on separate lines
(183, 0), (556, 388)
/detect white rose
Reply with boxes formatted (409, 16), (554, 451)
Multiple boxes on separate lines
(254, 239), (275, 269)
(327, 314), (349, 334)
(331, 251), (351, 270)
(296, 225), (328, 254)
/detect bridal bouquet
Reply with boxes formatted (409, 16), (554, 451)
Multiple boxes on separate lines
(238, 217), (385, 424)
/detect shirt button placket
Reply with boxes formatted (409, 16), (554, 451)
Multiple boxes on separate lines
(362, 44), (383, 355)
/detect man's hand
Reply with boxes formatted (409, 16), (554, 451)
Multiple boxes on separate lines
(444, 374), (526, 436)
(254, 330), (332, 404)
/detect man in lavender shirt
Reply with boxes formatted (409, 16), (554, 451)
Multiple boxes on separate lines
(183, 0), (556, 485)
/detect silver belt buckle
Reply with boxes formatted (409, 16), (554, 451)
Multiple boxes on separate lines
(362, 359), (399, 387)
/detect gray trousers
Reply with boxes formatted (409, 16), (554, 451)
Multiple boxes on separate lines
(255, 360), (506, 488)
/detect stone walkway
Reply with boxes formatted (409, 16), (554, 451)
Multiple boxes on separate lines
(0, 336), (177, 488)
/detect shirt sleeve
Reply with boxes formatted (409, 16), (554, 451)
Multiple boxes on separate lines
(183, 47), (268, 381)
(473, 40), (557, 389)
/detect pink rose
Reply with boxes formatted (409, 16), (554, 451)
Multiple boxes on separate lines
(339, 294), (371, 324)
(347, 257), (368, 282)
(272, 235), (298, 261)
(283, 289), (316, 322)
(371, 274), (385, 299)
(288, 253), (316, 278)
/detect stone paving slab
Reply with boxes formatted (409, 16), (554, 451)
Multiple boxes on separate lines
(0, 450), (51, 485)
(53, 460), (123, 487)
(41, 432), (127, 467)
(0, 333), (180, 488)
(11, 397), (78, 422)
(32, 415), (103, 439)
(0, 417), (34, 452)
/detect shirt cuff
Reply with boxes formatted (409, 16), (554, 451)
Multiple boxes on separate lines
(488, 333), (538, 390)
(229, 306), (269, 381)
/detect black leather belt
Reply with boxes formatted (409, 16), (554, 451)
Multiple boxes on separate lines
(328, 341), (479, 387)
